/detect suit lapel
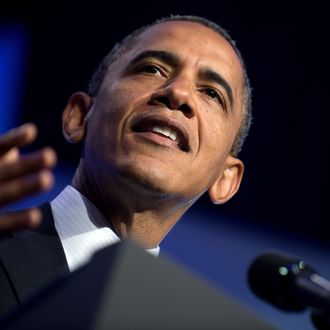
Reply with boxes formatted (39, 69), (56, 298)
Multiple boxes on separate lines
(0, 203), (69, 305)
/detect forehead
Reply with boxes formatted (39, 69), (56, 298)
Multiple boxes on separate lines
(124, 21), (244, 102)
(136, 21), (238, 60)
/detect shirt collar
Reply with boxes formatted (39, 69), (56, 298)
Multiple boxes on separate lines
(51, 185), (160, 272)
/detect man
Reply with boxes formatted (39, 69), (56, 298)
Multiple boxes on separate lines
(0, 15), (252, 313)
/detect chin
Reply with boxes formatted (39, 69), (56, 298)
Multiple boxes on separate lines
(117, 161), (176, 196)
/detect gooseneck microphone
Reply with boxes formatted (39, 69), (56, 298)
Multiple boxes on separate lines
(247, 251), (330, 329)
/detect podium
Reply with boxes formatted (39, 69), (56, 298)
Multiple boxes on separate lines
(1, 240), (277, 329)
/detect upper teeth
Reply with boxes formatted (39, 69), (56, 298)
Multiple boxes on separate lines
(151, 126), (178, 141)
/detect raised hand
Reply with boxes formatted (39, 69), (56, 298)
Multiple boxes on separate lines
(0, 123), (57, 235)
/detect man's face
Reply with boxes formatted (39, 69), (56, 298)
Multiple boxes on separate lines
(84, 21), (244, 204)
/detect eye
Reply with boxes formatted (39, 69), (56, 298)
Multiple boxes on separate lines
(136, 63), (166, 77)
(201, 87), (226, 108)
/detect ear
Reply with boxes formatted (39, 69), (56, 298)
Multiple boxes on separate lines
(62, 92), (93, 143)
(208, 155), (244, 205)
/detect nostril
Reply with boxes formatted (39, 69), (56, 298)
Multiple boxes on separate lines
(151, 96), (193, 117)
(178, 104), (193, 117)
(153, 96), (172, 108)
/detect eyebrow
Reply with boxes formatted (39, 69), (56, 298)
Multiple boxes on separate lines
(129, 50), (234, 109)
(129, 50), (180, 68)
(202, 69), (234, 109)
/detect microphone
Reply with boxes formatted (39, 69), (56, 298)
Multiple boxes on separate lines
(247, 251), (330, 329)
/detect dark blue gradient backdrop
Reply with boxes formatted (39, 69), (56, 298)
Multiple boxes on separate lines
(1, 2), (329, 329)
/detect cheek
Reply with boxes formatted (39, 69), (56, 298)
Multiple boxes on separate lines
(86, 81), (150, 155)
(101, 76), (153, 107)
(92, 82), (143, 128)
(202, 116), (234, 156)
(99, 87), (133, 116)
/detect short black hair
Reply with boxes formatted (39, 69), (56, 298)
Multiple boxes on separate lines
(88, 15), (252, 156)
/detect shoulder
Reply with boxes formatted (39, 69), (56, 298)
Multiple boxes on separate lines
(0, 202), (67, 268)
(0, 203), (69, 313)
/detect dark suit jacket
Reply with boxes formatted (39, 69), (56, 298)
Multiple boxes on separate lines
(0, 203), (69, 315)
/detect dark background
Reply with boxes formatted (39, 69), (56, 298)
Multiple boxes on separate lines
(2, 0), (329, 241)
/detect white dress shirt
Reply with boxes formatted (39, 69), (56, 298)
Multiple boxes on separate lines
(51, 185), (160, 272)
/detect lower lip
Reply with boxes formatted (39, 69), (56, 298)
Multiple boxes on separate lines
(133, 131), (181, 150)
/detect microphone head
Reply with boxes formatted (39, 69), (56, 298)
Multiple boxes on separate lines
(247, 250), (316, 312)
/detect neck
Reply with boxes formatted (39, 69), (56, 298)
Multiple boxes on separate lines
(71, 161), (195, 249)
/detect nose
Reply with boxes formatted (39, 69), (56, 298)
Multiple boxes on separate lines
(149, 75), (195, 118)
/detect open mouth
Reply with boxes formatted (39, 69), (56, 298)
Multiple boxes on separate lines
(132, 116), (190, 152)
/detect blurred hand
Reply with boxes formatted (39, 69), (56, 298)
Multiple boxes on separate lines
(0, 123), (57, 235)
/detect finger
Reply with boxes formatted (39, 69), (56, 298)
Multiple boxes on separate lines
(0, 148), (57, 183)
(0, 123), (37, 156)
(1, 147), (20, 164)
(0, 170), (54, 207)
(0, 208), (42, 236)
